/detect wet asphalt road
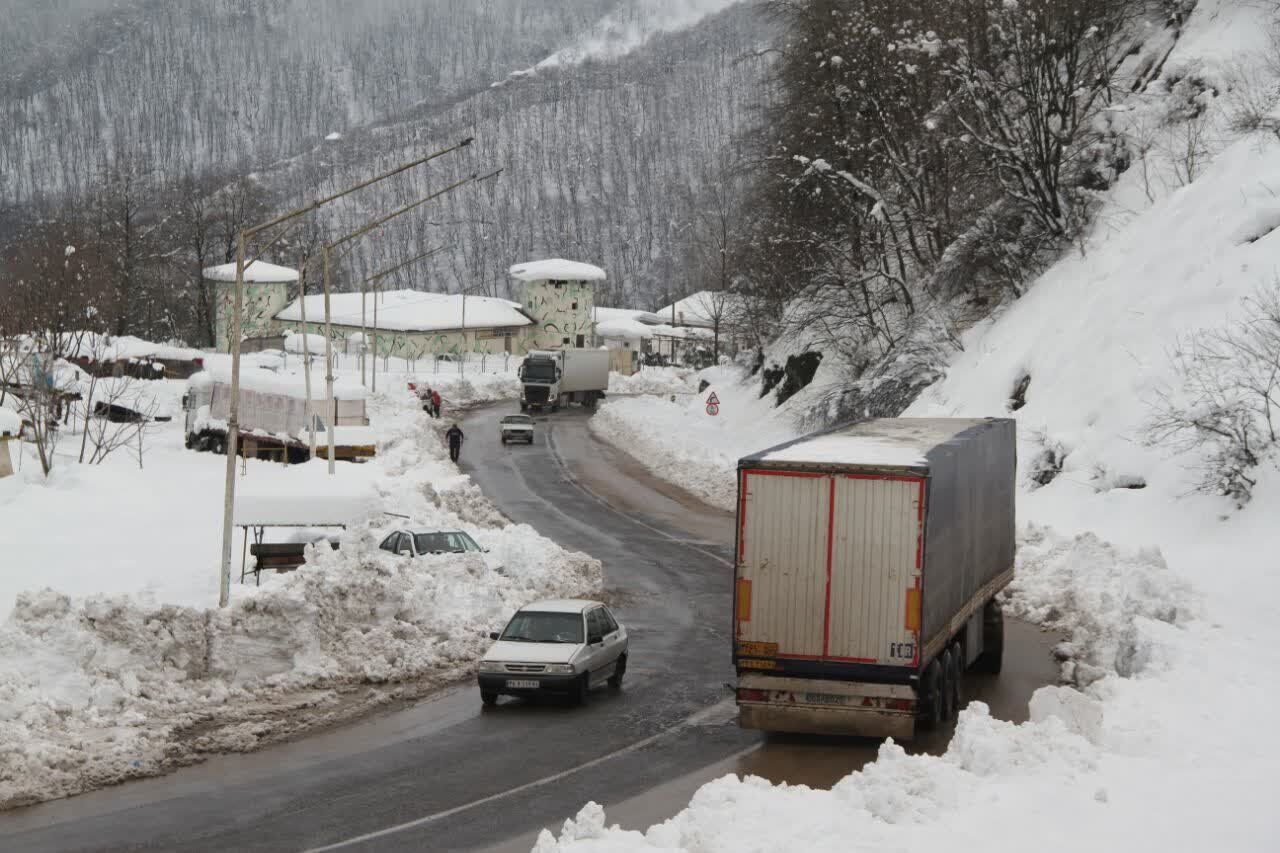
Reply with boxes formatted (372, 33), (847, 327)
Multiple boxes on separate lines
(0, 403), (1059, 853)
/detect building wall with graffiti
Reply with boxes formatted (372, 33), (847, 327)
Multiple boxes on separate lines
(214, 282), (292, 352)
(519, 280), (596, 351)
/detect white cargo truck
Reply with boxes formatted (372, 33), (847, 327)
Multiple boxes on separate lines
(518, 348), (609, 412)
(733, 418), (1015, 739)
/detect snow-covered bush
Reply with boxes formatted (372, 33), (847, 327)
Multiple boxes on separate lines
(1145, 285), (1280, 505)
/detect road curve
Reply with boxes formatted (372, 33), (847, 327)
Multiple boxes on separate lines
(0, 403), (1058, 853)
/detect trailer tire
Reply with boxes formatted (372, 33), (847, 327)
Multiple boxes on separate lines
(973, 600), (1005, 674)
(938, 649), (956, 720)
(948, 644), (964, 714)
(920, 660), (944, 730)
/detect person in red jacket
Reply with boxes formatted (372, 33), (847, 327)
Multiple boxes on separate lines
(431, 389), (442, 419)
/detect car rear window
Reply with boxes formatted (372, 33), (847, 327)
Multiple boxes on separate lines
(500, 611), (584, 644)
(414, 532), (475, 554)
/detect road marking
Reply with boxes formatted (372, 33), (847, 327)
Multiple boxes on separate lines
(300, 700), (738, 852)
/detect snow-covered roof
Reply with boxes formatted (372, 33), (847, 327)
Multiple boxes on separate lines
(595, 307), (662, 325)
(203, 260), (300, 283)
(275, 290), (531, 333)
(193, 365), (367, 401)
(508, 259), (607, 283)
(0, 407), (21, 437)
(751, 418), (993, 469)
(64, 334), (204, 363)
(653, 291), (743, 328)
(649, 323), (714, 341)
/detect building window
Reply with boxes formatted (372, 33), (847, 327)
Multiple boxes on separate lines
(576, 334), (585, 348)
(562, 337), (571, 345)
(571, 301), (578, 310)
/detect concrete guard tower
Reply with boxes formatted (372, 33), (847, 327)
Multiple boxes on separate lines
(508, 258), (606, 352)
(205, 261), (300, 353)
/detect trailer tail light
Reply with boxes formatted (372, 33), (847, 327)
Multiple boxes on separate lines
(886, 698), (914, 712)
(737, 688), (768, 703)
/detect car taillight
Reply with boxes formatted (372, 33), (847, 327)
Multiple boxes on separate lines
(737, 688), (768, 702)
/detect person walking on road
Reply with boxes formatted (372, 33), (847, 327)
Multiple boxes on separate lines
(445, 423), (464, 463)
(418, 385), (434, 415)
(431, 389), (442, 419)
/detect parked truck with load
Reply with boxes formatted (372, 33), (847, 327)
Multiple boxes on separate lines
(182, 367), (376, 463)
(519, 348), (609, 412)
(732, 417), (1015, 739)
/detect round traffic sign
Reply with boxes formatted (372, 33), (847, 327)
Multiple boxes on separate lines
(706, 403), (720, 417)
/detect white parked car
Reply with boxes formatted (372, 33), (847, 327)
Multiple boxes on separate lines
(378, 527), (504, 574)
(499, 414), (535, 445)
(477, 599), (628, 706)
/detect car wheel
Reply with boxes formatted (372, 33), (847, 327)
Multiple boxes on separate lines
(481, 690), (498, 706)
(574, 673), (590, 706)
(500, 436), (507, 445)
(608, 655), (626, 689)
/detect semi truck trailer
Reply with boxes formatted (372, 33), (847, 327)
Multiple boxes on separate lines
(519, 348), (609, 412)
(733, 418), (1015, 739)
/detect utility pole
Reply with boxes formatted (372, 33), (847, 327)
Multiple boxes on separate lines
(322, 245), (337, 474)
(297, 256), (317, 458)
(217, 137), (477, 607)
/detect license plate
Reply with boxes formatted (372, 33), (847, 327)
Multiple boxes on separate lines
(737, 641), (778, 657)
(505, 679), (540, 689)
(804, 692), (853, 706)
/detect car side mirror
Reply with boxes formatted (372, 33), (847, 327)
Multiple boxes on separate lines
(489, 631), (500, 640)
(588, 634), (603, 645)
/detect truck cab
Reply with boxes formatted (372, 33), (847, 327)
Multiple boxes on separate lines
(518, 348), (608, 412)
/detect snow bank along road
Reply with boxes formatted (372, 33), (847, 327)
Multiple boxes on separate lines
(0, 405), (1057, 852)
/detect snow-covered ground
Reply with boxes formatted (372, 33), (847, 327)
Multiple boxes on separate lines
(0, 360), (601, 808)
(539, 1), (1280, 849)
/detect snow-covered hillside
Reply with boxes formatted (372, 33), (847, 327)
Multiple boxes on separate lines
(541, 1), (1280, 849)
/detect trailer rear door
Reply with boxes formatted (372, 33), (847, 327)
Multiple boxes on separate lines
(827, 475), (923, 666)
(736, 469), (924, 667)
(736, 471), (829, 658)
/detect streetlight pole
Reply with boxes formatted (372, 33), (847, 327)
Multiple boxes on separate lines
(217, 138), (476, 607)
(362, 245), (450, 392)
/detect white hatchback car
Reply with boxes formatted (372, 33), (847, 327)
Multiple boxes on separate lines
(477, 599), (628, 706)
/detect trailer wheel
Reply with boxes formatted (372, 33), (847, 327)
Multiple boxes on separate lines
(973, 600), (1005, 674)
(938, 649), (956, 720)
(948, 644), (965, 714)
(920, 660), (944, 730)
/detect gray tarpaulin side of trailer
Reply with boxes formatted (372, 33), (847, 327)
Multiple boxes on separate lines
(919, 419), (1017, 648)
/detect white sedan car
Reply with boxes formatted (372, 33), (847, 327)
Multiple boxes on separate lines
(477, 599), (628, 706)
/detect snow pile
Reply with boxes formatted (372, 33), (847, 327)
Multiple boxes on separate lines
(592, 365), (794, 510)
(1006, 528), (1200, 686)
(606, 367), (697, 396)
(0, 383), (600, 808)
(407, 372), (523, 408)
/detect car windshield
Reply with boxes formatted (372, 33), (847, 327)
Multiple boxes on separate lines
(413, 532), (480, 554)
(500, 611), (584, 644)
(502, 416), (532, 425)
